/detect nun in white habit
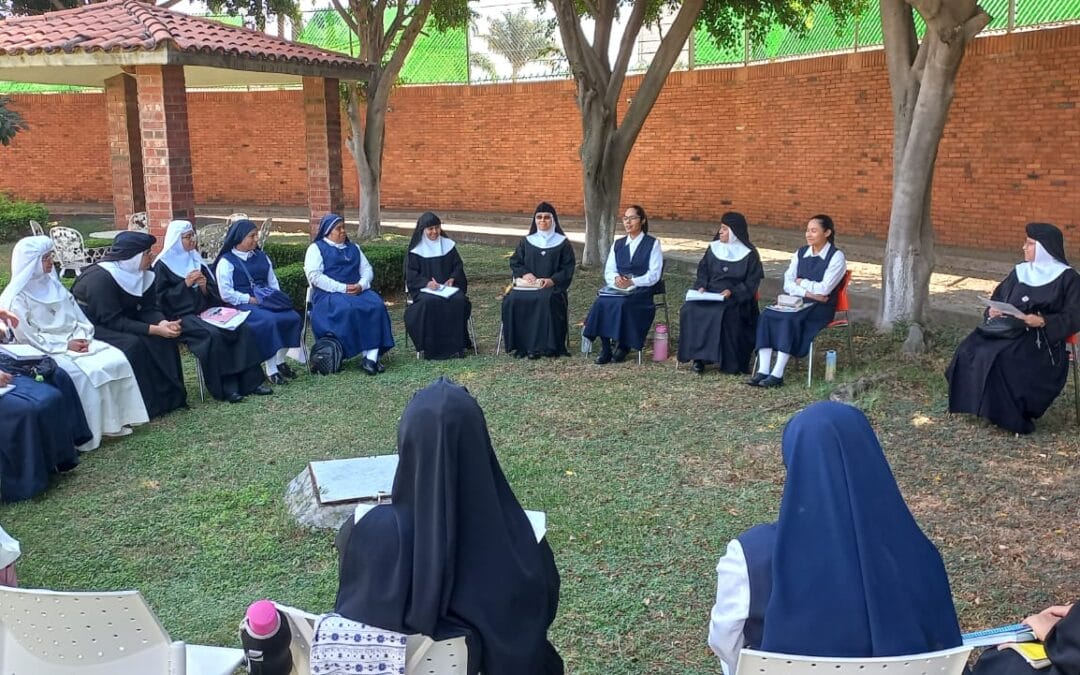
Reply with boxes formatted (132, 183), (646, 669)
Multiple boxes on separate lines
(947, 222), (1080, 434)
(1, 236), (148, 449)
(677, 212), (764, 375)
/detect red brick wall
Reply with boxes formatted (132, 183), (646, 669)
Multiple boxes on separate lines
(2, 24), (1077, 251)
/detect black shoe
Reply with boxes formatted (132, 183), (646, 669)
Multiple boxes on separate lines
(612, 347), (629, 363)
(759, 375), (785, 388)
(226, 392), (245, 403)
(252, 385), (273, 396)
(361, 358), (379, 375)
(375, 361), (386, 373)
(747, 372), (768, 386)
(595, 351), (612, 365)
(269, 373), (288, 385)
(527, 351), (542, 360)
(279, 363), (298, 379)
(692, 360), (705, 374)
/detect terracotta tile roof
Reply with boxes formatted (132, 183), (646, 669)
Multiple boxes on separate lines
(0, 0), (367, 71)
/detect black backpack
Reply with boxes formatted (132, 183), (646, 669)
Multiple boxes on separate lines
(309, 336), (344, 375)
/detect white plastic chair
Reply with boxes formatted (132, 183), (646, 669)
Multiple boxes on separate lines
(274, 604), (469, 675)
(0, 586), (244, 675)
(734, 646), (972, 675)
(48, 226), (92, 277)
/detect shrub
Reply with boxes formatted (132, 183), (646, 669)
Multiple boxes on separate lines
(0, 194), (48, 243)
(274, 263), (308, 311)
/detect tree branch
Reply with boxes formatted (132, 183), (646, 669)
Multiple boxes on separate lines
(551, 0), (609, 87)
(606, 0), (648, 110)
(384, 0), (409, 45)
(592, 0), (614, 68)
(331, 0), (358, 35)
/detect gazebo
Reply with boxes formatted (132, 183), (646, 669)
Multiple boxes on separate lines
(0, 0), (371, 240)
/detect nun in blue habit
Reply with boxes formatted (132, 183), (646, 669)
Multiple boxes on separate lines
(214, 219), (304, 385)
(582, 204), (663, 364)
(304, 214), (394, 376)
(1, 308), (88, 502)
(708, 402), (960, 674)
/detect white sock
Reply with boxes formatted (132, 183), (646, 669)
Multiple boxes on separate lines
(264, 360), (279, 376)
(275, 349), (288, 365)
(364, 348), (380, 362)
(757, 349), (773, 375)
(771, 352), (791, 378)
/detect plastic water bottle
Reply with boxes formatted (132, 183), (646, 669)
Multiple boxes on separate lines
(652, 323), (669, 361)
(240, 600), (293, 675)
(825, 350), (837, 382)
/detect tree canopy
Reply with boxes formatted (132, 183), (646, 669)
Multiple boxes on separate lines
(0, 97), (29, 147)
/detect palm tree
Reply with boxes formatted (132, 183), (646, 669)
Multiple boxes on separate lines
(0, 97), (29, 147)
(474, 8), (559, 82)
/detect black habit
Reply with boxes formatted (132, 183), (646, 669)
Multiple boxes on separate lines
(71, 265), (187, 419)
(152, 262), (266, 400)
(678, 247), (764, 372)
(972, 603), (1080, 675)
(946, 268), (1080, 434)
(335, 378), (563, 675)
(404, 250), (471, 359)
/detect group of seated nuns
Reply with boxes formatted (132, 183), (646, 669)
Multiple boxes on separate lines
(322, 378), (1077, 675)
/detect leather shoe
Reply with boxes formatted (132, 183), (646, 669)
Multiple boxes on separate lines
(612, 347), (629, 363)
(595, 351), (612, 365)
(269, 373), (288, 386)
(252, 385), (273, 396)
(375, 361), (386, 373)
(226, 392), (245, 403)
(279, 363), (298, 379)
(692, 360), (705, 374)
(759, 375), (785, 388)
(527, 351), (542, 360)
(747, 372), (768, 386)
(361, 358), (379, 376)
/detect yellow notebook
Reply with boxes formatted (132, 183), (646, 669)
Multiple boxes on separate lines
(1001, 642), (1050, 669)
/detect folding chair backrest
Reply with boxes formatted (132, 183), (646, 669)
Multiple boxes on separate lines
(0, 586), (173, 674)
(834, 270), (853, 313)
(734, 646), (972, 675)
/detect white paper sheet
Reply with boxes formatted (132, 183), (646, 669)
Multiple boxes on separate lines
(420, 285), (460, 299)
(979, 297), (1026, 318)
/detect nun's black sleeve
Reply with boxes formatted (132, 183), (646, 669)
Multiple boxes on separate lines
(549, 241), (575, 290)
(447, 248), (467, 294)
(72, 267), (154, 335)
(406, 252), (427, 294)
(693, 252), (711, 289)
(1043, 270), (1080, 345)
(509, 239), (530, 279)
(1045, 603), (1080, 675)
(730, 251), (765, 304)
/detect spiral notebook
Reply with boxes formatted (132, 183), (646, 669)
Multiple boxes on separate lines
(961, 623), (1037, 647)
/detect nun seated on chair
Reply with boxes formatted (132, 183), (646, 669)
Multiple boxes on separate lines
(946, 222), (1080, 435)
(501, 202), (576, 359)
(304, 214), (394, 376)
(70, 231), (188, 419)
(215, 219), (304, 386)
(1, 236), (148, 450)
(582, 204), (663, 365)
(335, 378), (564, 675)
(750, 215), (846, 388)
(404, 212), (471, 360)
(708, 402), (961, 675)
(152, 220), (271, 403)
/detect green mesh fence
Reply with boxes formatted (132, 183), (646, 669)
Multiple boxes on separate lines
(1, 0), (1078, 92)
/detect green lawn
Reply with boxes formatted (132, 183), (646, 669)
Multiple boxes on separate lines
(1, 240), (1078, 674)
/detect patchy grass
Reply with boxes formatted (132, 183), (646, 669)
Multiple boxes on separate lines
(0, 241), (1077, 674)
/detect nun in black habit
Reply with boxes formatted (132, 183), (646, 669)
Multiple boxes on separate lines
(501, 203), (576, 359)
(152, 220), (270, 403)
(677, 212), (764, 374)
(946, 222), (1080, 434)
(335, 378), (564, 675)
(403, 212), (472, 360)
(70, 232), (188, 419)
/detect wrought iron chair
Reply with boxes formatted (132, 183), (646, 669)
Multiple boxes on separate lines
(48, 226), (92, 277)
(256, 217), (273, 249)
(29, 219), (45, 236)
(127, 211), (149, 232)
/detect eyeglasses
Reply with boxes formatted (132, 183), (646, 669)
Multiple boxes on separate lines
(621, 216), (641, 223)
(535, 214), (554, 221)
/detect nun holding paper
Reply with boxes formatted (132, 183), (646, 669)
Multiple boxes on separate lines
(1, 236), (147, 450)
(677, 212), (764, 375)
(304, 214), (395, 376)
(404, 212), (471, 360)
(153, 220), (270, 403)
(71, 231), (188, 419)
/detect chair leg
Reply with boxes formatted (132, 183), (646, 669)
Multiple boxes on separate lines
(1072, 344), (1079, 426)
(468, 316), (478, 355)
(495, 321), (504, 356)
(807, 341), (814, 387)
(195, 361), (206, 403)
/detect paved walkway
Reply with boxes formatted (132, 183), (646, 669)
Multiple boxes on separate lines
(56, 203), (1016, 327)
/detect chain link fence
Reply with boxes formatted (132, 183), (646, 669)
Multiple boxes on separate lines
(1, 0), (1077, 92)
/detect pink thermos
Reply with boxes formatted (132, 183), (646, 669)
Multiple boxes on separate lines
(653, 323), (669, 361)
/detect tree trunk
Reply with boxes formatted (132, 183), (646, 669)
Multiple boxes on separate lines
(345, 85), (387, 239)
(578, 88), (625, 266)
(879, 0), (988, 351)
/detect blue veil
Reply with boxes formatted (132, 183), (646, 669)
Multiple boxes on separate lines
(213, 219), (259, 267)
(314, 214), (347, 243)
(760, 401), (961, 657)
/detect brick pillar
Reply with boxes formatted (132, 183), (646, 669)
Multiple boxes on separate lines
(303, 77), (345, 236)
(135, 65), (196, 247)
(104, 73), (145, 230)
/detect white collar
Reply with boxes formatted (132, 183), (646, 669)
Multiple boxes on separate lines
(100, 254), (155, 297)
(526, 230), (566, 250)
(230, 248), (254, 261)
(0, 235), (69, 309)
(709, 233), (752, 262)
(154, 220), (205, 279)
(410, 236), (456, 259)
(1015, 242), (1071, 287)
(803, 242), (832, 259)
(320, 237), (349, 250)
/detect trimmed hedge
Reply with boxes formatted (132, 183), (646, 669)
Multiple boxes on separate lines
(0, 194), (48, 243)
(264, 241), (406, 311)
